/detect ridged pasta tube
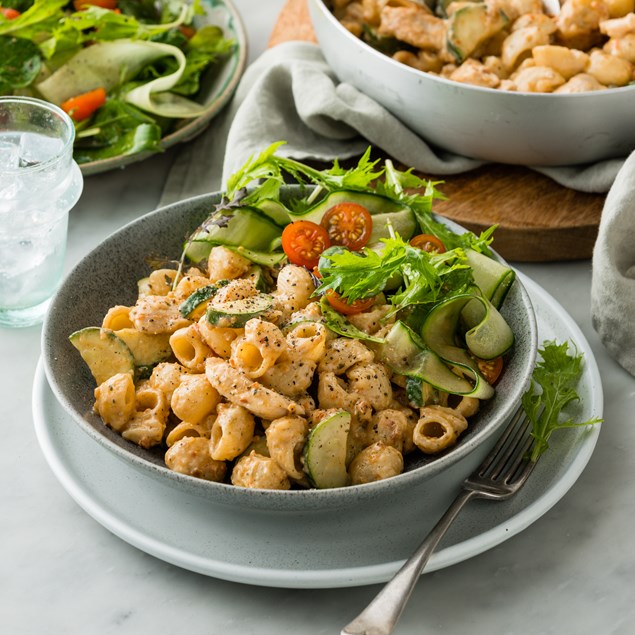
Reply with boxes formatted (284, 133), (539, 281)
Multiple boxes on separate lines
(209, 403), (256, 461)
(165, 437), (227, 482)
(170, 324), (213, 373)
(171, 373), (220, 424)
(205, 357), (305, 420)
(265, 415), (309, 481)
(231, 318), (286, 378)
(231, 452), (291, 490)
(413, 405), (469, 454)
(349, 442), (404, 485)
(93, 372), (136, 432)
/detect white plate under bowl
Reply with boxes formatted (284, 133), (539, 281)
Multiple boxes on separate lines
(32, 273), (602, 589)
(79, 0), (247, 176)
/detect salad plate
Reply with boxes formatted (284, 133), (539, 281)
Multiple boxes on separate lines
(32, 272), (603, 589)
(1, 0), (247, 176)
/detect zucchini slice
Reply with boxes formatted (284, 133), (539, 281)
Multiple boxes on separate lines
(69, 327), (135, 385)
(378, 321), (494, 399)
(304, 410), (351, 489)
(184, 207), (283, 261)
(206, 293), (273, 328)
(461, 295), (515, 360)
(447, 3), (509, 62)
(179, 280), (230, 318)
(114, 328), (173, 367)
(421, 291), (514, 363)
(465, 249), (515, 309)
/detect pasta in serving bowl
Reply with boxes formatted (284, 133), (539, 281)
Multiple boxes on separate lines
(42, 181), (537, 512)
(308, 0), (635, 165)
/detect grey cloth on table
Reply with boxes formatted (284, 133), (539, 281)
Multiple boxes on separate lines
(591, 151), (635, 377)
(160, 41), (635, 377)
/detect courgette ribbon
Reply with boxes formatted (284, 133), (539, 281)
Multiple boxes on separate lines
(37, 40), (207, 118)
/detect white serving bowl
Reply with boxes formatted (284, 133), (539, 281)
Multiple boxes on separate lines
(308, 0), (635, 166)
(42, 187), (537, 512)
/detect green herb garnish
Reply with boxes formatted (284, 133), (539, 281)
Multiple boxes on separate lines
(316, 233), (472, 315)
(523, 340), (602, 461)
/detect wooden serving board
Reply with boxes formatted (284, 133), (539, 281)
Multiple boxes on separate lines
(268, 0), (606, 262)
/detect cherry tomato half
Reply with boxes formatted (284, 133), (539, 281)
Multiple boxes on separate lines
(325, 290), (375, 315)
(1, 7), (21, 19)
(476, 356), (504, 385)
(61, 87), (107, 122)
(320, 202), (373, 251)
(281, 220), (331, 270)
(410, 233), (446, 254)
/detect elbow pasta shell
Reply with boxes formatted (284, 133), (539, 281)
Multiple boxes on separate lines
(260, 358), (316, 397)
(502, 27), (551, 69)
(165, 415), (215, 447)
(209, 402), (256, 461)
(170, 324), (213, 372)
(317, 371), (358, 412)
(144, 268), (179, 297)
(604, 33), (635, 62)
(135, 383), (169, 420)
(273, 265), (316, 319)
(173, 274), (212, 303)
(197, 317), (243, 358)
(213, 278), (258, 304)
(231, 318), (287, 378)
(148, 362), (186, 403)
(265, 415), (309, 481)
(413, 405), (469, 454)
(94, 372), (136, 432)
(452, 396), (480, 418)
(366, 408), (414, 454)
(122, 411), (165, 448)
(318, 337), (374, 375)
(207, 245), (252, 282)
(170, 373), (220, 424)
(285, 321), (328, 363)
(129, 295), (191, 334)
(231, 452), (291, 490)
(586, 48), (633, 85)
(349, 442), (404, 485)
(102, 305), (134, 331)
(165, 436), (227, 482)
(346, 362), (393, 411)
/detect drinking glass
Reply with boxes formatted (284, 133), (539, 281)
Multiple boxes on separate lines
(0, 96), (83, 328)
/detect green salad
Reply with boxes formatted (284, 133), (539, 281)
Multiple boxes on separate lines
(0, 0), (235, 163)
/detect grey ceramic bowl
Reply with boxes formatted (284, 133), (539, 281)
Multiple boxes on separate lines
(80, 0), (247, 176)
(308, 0), (635, 166)
(42, 187), (537, 512)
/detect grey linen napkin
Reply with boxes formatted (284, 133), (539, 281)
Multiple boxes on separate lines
(160, 42), (626, 204)
(591, 151), (635, 377)
(161, 41), (634, 376)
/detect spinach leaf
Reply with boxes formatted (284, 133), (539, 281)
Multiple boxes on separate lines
(72, 99), (162, 163)
(0, 35), (41, 92)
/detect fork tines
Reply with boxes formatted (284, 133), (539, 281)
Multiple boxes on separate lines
(474, 406), (537, 488)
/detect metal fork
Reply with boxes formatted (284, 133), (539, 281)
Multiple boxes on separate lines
(341, 406), (537, 635)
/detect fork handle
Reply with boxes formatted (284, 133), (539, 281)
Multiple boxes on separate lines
(341, 488), (478, 635)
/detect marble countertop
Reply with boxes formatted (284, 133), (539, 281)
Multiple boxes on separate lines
(3, 2), (635, 634)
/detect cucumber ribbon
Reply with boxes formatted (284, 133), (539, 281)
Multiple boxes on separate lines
(37, 39), (207, 118)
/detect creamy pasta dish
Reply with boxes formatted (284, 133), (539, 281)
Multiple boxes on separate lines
(329, 0), (635, 92)
(70, 146), (517, 490)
